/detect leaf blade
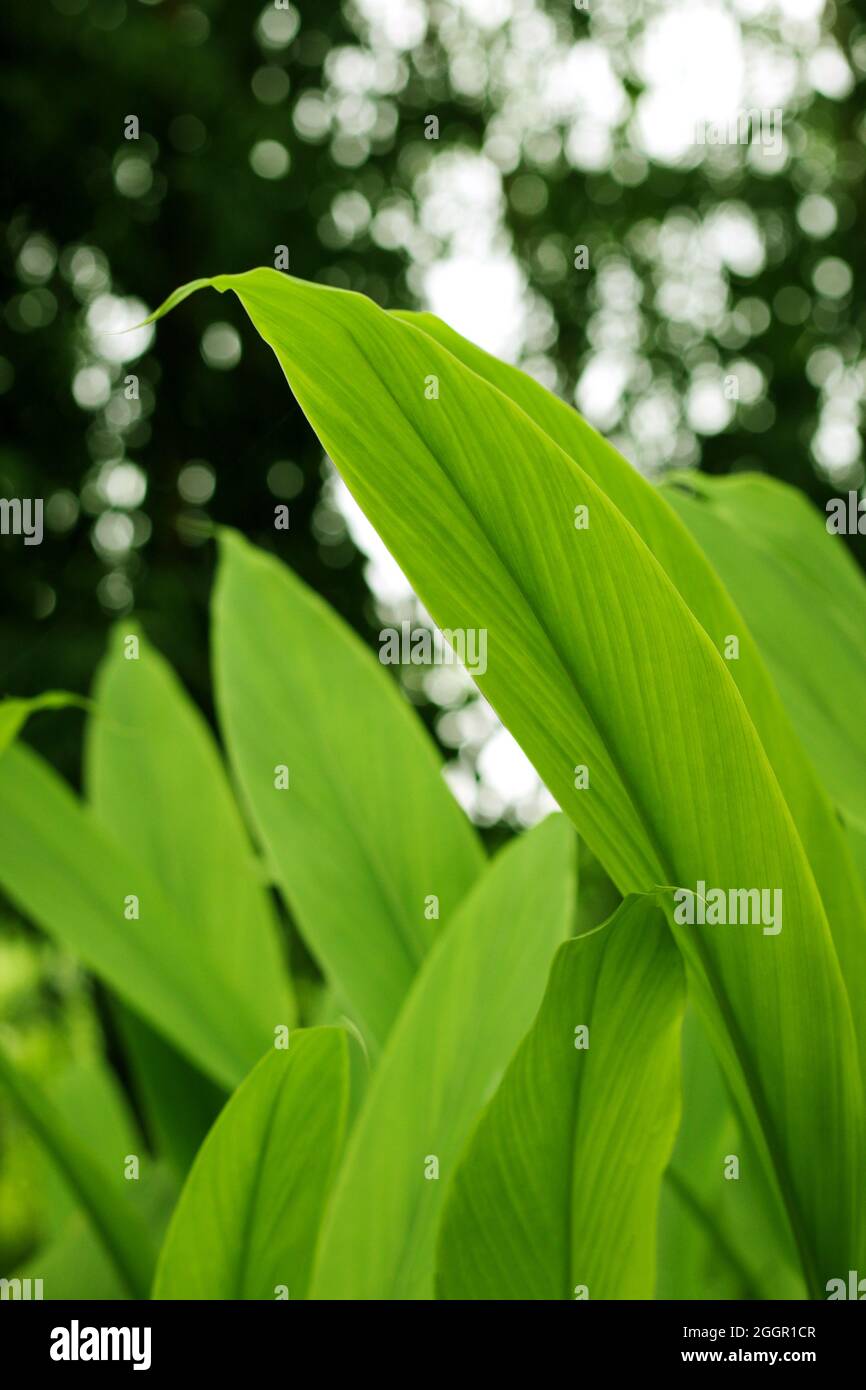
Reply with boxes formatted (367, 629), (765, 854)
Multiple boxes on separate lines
(435, 894), (684, 1300)
(0, 1044), (157, 1299)
(153, 1028), (349, 1300)
(310, 814), (575, 1300)
(0, 743), (273, 1089)
(398, 309), (866, 1090)
(153, 269), (866, 1290)
(213, 527), (484, 1056)
(86, 623), (294, 1035)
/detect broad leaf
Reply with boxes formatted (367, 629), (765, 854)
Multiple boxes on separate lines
(86, 619), (288, 1175)
(658, 1010), (805, 1301)
(86, 623), (294, 1033)
(658, 471), (866, 1072)
(310, 814), (575, 1300)
(151, 270), (865, 1292)
(663, 470), (866, 838)
(0, 1044), (156, 1299)
(213, 528), (484, 1056)
(0, 743), (276, 1089)
(436, 893), (684, 1300)
(153, 1028), (350, 1300)
(397, 309), (866, 1090)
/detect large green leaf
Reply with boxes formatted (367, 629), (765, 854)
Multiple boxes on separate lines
(660, 471), (866, 1066)
(392, 310), (866, 1293)
(396, 309), (866, 1089)
(0, 743), (274, 1089)
(86, 623), (293, 1032)
(153, 1029), (350, 1300)
(658, 1010), (805, 1301)
(212, 527), (484, 1057)
(151, 270), (865, 1292)
(436, 893), (684, 1300)
(663, 470), (866, 838)
(0, 1044), (156, 1299)
(84, 619), (292, 1161)
(310, 814), (575, 1300)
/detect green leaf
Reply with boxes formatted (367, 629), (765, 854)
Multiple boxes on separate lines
(0, 743), (276, 1089)
(151, 269), (865, 1292)
(86, 622), (294, 1037)
(153, 1029), (350, 1300)
(10, 1058), (178, 1301)
(33, 1055), (144, 1234)
(660, 1171), (759, 1301)
(13, 1178), (176, 1302)
(657, 471), (866, 1083)
(13, 1214), (132, 1302)
(0, 691), (87, 758)
(310, 814), (575, 1300)
(0, 1043), (156, 1299)
(849, 825), (866, 895)
(658, 1010), (805, 1301)
(663, 471), (866, 837)
(111, 1006), (226, 1178)
(405, 315), (865, 1293)
(212, 527), (484, 1056)
(435, 893), (684, 1300)
(397, 310), (866, 1092)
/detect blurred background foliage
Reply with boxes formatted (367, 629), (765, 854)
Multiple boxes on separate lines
(1, 0), (865, 1272)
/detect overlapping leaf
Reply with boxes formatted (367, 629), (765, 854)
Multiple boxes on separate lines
(153, 1029), (350, 1300)
(212, 528), (484, 1056)
(0, 1045), (156, 1299)
(658, 1010), (805, 1301)
(8, 1059), (177, 1300)
(663, 470), (866, 837)
(397, 310), (866, 1086)
(0, 743), (273, 1089)
(659, 471), (866, 1064)
(400, 318), (866, 1287)
(436, 894), (684, 1300)
(310, 814), (575, 1300)
(87, 623), (293, 1031)
(149, 269), (865, 1292)
(83, 621), (293, 1158)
